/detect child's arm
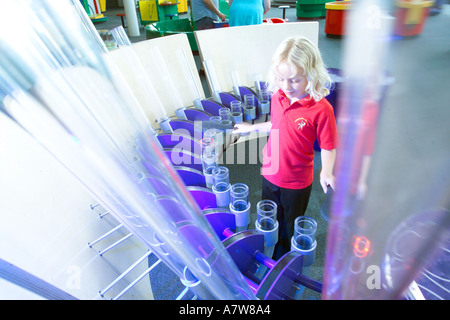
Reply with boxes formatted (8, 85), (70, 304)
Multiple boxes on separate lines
(263, 0), (271, 14)
(320, 148), (336, 193)
(233, 121), (272, 135)
(224, 122), (271, 151)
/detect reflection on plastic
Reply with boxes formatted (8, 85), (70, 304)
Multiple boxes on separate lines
(353, 236), (371, 258)
(0, 0), (255, 300)
(322, 0), (450, 300)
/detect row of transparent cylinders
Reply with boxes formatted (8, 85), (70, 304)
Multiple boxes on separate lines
(201, 134), (317, 265)
(229, 91), (271, 123)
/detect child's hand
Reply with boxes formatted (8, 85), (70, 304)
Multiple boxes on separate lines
(233, 122), (253, 135)
(320, 149), (336, 193)
(320, 171), (335, 193)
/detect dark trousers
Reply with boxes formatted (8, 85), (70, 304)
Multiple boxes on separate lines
(195, 17), (215, 30)
(261, 176), (312, 260)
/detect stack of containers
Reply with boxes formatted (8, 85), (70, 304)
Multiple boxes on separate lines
(255, 200), (279, 258)
(212, 166), (231, 208)
(200, 136), (218, 188)
(229, 183), (251, 232)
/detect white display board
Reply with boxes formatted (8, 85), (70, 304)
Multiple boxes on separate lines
(131, 34), (206, 121)
(194, 22), (319, 96)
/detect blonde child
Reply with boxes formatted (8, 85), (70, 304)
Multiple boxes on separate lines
(234, 36), (338, 258)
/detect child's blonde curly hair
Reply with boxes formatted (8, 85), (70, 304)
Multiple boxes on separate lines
(268, 36), (332, 102)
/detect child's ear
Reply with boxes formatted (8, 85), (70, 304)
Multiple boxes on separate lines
(304, 80), (311, 93)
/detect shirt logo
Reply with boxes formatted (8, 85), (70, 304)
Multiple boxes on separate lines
(295, 117), (308, 130)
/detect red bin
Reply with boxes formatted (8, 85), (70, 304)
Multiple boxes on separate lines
(324, 1), (352, 36)
(393, 0), (434, 36)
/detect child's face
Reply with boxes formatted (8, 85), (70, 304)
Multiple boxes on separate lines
(276, 62), (308, 100)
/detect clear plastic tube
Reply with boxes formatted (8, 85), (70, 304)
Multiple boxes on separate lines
(200, 136), (216, 156)
(212, 167), (231, 208)
(147, 46), (186, 118)
(98, 29), (118, 50)
(204, 126), (223, 157)
(230, 100), (243, 124)
(219, 107), (232, 126)
(292, 216), (317, 251)
(108, 26), (168, 123)
(256, 200), (277, 231)
(291, 216), (318, 299)
(322, 0), (450, 300)
(212, 166), (230, 188)
(230, 183), (249, 210)
(244, 94), (255, 107)
(210, 116), (222, 124)
(256, 200), (278, 257)
(202, 157), (218, 189)
(243, 94), (256, 121)
(204, 60), (222, 102)
(200, 137), (218, 189)
(0, 0), (255, 300)
(229, 183), (250, 232)
(231, 70), (241, 98)
(175, 47), (205, 103)
(259, 90), (271, 115)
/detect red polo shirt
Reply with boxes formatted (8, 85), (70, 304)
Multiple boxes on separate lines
(262, 90), (338, 189)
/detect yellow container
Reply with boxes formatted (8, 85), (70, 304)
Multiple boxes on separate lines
(177, 0), (188, 14)
(396, 0), (434, 24)
(139, 0), (159, 23)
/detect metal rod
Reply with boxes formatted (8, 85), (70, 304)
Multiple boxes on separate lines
(175, 286), (190, 300)
(98, 233), (133, 256)
(90, 203), (101, 210)
(222, 228), (234, 238)
(295, 274), (323, 293)
(254, 251), (276, 269)
(98, 211), (110, 218)
(112, 259), (162, 300)
(88, 224), (124, 247)
(99, 251), (153, 297)
(89, 202), (110, 218)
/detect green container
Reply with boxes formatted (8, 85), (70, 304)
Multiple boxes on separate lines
(145, 18), (198, 51)
(157, 2), (179, 21)
(296, 0), (328, 18)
